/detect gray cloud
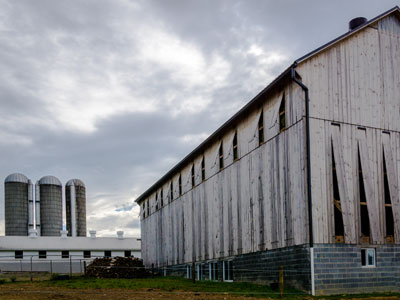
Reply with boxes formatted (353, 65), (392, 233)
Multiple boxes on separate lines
(0, 0), (398, 236)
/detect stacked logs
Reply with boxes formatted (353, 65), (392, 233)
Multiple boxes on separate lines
(86, 257), (149, 278)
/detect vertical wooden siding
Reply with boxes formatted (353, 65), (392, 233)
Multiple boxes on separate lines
(297, 15), (400, 245)
(141, 14), (400, 266)
(140, 84), (307, 267)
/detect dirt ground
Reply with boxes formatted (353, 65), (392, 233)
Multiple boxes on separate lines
(1, 283), (399, 300)
(0, 283), (277, 300)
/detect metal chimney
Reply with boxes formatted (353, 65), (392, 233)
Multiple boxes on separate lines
(349, 17), (367, 30)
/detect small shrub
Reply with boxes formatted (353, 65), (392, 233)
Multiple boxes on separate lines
(10, 276), (16, 283)
(0, 279), (6, 285)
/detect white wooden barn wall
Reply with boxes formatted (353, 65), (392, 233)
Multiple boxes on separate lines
(140, 14), (400, 267)
(298, 15), (400, 244)
(140, 83), (307, 267)
(299, 15), (400, 131)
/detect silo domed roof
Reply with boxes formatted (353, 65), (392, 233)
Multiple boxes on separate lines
(39, 175), (62, 186)
(66, 179), (85, 187)
(5, 173), (29, 184)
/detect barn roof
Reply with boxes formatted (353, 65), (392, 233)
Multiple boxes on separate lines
(135, 6), (400, 204)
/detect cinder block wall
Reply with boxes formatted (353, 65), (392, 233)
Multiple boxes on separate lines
(163, 245), (311, 292)
(314, 244), (400, 295)
(233, 245), (311, 291)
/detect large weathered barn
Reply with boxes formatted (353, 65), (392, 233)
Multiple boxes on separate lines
(136, 7), (400, 295)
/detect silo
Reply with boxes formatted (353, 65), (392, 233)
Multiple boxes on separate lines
(39, 176), (62, 236)
(4, 173), (29, 236)
(66, 179), (87, 237)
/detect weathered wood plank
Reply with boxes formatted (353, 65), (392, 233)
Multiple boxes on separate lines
(382, 133), (400, 242)
(331, 125), (357, 243)
(357, 129), (383, 244)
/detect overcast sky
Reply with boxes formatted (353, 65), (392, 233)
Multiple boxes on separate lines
(0, 0), (398, 237)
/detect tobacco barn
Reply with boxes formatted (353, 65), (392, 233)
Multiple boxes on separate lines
(136, 7), (400, 295)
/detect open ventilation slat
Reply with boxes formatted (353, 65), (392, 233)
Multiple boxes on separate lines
(331, 142), (344, 242)
(383, 152), (394, 242)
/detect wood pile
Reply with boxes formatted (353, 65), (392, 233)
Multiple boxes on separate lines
(86, 257), (149, 278)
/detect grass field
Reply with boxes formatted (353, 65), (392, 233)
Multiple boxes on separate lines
(40, 275), (301, 297)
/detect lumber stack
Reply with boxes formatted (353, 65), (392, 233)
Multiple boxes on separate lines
(86, 257), (149, 278)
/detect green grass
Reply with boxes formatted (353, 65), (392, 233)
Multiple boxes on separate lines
(0, 272), (52, 282)
(39, 276), (302, 298)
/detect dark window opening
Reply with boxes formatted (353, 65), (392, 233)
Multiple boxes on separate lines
(160, 189), (163, 207)
(187, 265), (192, 279)
(383, 153), (394, 242)
(142, 203), (146, 218)
(84, 251), (91, 258)
(210, 262), (219, 280)
(62, 251), (69, 259)
(233, 132), (238, 161)
(223, 261), (233, 281)
(196, 264), (203, 280)
(15, 251), (23, 259)
(361, 248), (376, 267)
(258, 111), (264, 144)
(279, 94), (286, 132)
(104, 251), (112, 258)
(155, 193), (159, 211)
(39, 251), (46, 259)
(219, 142), (224, 170)
(124, 250), (131, 257)
(359, 150), (370, 243)
(170, 182), (173, 202)
(201, 157), (205, 181)
(332, 144), (344, 242)
(178, 175), (182, 196)
(146, 199), (150, 216)
(191, 164), (195, 188)
(361, 249), (366, 266)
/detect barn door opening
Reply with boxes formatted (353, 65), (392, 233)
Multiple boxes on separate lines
(383, 151), (394, 243)
(358, 148), (370, 243)
(332, 143), (344, 242)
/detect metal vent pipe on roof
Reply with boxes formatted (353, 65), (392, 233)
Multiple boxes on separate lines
(35, 181), (41, 236)
(349, 17), (367, 30)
